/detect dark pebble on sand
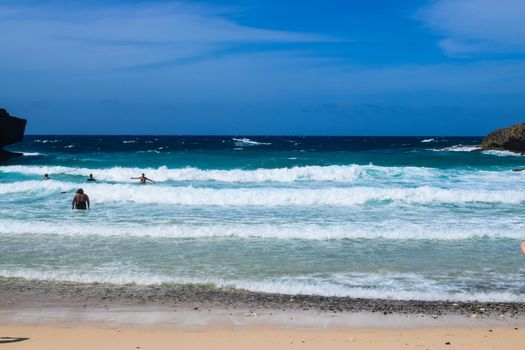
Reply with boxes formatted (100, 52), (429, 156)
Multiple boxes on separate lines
(445, 341), (451, 345)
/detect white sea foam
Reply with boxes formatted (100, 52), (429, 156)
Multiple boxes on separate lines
(482, 150), (522, 157)
(230, 274), (525, 302)
(22, 152), (41, 156)
(233, 138), (271, 146)
(33, 139), (61, 143)
(0, 164), (464, 184)
(122, 140), (138, 144)
(432, 145), (522, 156)
(0, 164), (366, 183)
(437, 145), (481, 152)
(1, 220), (523, 240)
(0, 268), (522, 302)
(1, 181), (524, 205)
(421, 138), (435, 143)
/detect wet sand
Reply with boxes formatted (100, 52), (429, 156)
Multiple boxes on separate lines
(1, 277), (524, 318)
(1, 277), (525, 349)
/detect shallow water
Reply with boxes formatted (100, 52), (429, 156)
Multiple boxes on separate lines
(1, 135), (524, 302)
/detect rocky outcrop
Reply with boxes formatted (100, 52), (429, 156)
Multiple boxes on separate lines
(481, 123), (525, 154)
(0, 108), (27, 162)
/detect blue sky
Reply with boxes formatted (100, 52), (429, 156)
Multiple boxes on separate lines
(1, 0), (524, 135)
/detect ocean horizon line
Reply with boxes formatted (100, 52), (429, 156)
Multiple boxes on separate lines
(23, 134), (484, 138)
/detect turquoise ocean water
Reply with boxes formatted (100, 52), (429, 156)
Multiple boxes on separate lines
(1, 135), (524, 302)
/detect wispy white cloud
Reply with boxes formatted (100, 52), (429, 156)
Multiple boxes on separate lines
(1, 1), (524, 135)
(417, 0), (525, 56)
(0, 2), (333, 71)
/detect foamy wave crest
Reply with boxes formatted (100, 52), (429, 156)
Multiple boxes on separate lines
(1, 164), (476, 184)
(0, 180), (73, 194)
(34, 139), (61, 143)
(482, 150), (522, 157)
(420, 138), (435, 143)
(1, 220), (523, 240)
(433, 146), (522, 156)
(0, 268), (522, 302)
(231, 274), (525, 302)
(2, 181), (525, 205)
(0, 164), (366, 183)
(233, 138), (271, 146)
(22, 152), (41, 156)
(436, 145), (481, 152)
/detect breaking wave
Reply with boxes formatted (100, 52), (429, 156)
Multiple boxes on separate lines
(1, 181), (524, 206)
(0, 268), (522, 302)
(433, 145), (522, 157)
(33, 139), (61, 143)
(1, 220), (523, 240)
(232, 138), (271, 146)
(482, 150), (522, 157)
(435, 145), (481, 152)
(3, 164), (517, 184)
(0, 164), (386, 183)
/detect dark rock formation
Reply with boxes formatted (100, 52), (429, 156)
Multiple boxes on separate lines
(481, 123), (525, 154)
(0, 108), (27, 162)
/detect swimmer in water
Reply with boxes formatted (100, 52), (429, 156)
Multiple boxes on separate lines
(86, 174), (96, 182)
(131, 173), (155, 184)
(72, 188), (90, 210)
(43, 174), (50, 180)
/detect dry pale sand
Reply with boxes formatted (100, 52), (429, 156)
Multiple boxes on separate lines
(1, 324), (524, 350)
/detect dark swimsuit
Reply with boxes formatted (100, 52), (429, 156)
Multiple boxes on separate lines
(73, 194), (88, 210)
(74, 201), (87, 210)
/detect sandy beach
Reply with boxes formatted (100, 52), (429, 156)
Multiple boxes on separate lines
(2, 324), (525, 350)
(1, 277), (525, 349)
(2, 0), (525, 347)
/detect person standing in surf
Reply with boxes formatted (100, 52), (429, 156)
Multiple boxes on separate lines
(72, 188), (90, 210)
(131, 173), (155, 184)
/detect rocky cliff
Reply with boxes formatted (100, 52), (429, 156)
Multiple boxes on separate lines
(481, 123), (525, 154)
(0, 108), (27, 162)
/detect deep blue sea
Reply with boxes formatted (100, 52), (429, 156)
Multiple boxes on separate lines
(1, 135), (525, 302)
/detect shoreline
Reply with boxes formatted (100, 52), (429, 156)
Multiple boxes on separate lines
(2, 308), (524, 350)
(1, 277), (524, 327)
(2, 277), (525, 349)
